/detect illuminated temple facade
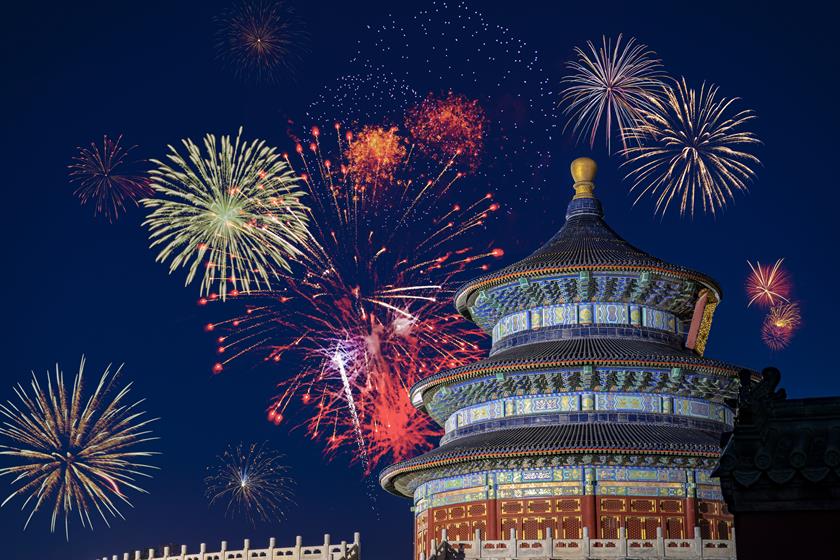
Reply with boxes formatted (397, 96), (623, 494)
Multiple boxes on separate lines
(380, 158), (741, 559)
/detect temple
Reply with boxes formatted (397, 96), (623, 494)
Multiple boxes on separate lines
(380, 158), (744, 559)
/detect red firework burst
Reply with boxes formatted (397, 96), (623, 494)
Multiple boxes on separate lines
(761, 302), (801, 350)
(746, 259), (792, 308)
(207, 120), (497, 473)
(343, 125), (407, 190)
(405, 92), (486, 172)
(68, 135), (153, 222)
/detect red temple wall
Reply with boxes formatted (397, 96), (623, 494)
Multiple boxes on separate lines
(415, 497), (731, 559)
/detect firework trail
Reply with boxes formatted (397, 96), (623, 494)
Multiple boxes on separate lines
(205, 442), (294, 524)
(0, 357), (157, 539)
(142, 128), (311, 301)
(206, 118), (501, 473)
(746, 259), (791, 307)
(560, 34), (666, 154)
(68, 134), (153, 222)
(621, 77), (761, 217)
(215, 0), (308, 83)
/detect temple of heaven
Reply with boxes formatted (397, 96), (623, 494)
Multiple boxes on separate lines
(380, 157), (744, 558)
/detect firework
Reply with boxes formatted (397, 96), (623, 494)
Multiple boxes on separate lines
(327, 1), (558, 199)
(560, 34), (665, 154)
(142, 128), (311, 301)
(746, 259), (791, 307)
(0, 357), (157, 538)
(343, 125), (407, 190)
(622, 78), (761, 217)
(215, 0), (308, 83)
(206, 122), (500, 473)
(405, 92), (486, 172)
(68, 135), (153, 222)
(762, 302), (801, 350)
(205, 442), (294, 524)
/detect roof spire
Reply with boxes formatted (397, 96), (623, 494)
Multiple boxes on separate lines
(571, 157), (597, 199)
(565, 157), (603, 219)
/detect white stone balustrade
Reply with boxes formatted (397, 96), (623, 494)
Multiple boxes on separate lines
(428, 527), (735, 560)
(97, 533), (361, 560)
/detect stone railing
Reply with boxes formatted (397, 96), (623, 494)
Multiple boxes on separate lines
(97, 533), (361, 560)
(425, 528), (734, 560)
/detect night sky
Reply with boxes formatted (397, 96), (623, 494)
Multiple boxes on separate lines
(3, 1), (838, 558)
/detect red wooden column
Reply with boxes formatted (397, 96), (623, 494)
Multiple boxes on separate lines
(582, 468), (597, 537)
(487, 498), (499, 539)
(685, 471), (697, 538)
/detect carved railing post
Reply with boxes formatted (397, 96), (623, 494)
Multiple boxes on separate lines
(294, 535), (303, 560)
(582, 526), (591, 558)
(199, 543), (206, 560)
(656, 526), (664, 556)
(694, 525), (702, 556)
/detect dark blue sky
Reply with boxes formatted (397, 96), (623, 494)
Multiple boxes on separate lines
(3, 1), (838, 559)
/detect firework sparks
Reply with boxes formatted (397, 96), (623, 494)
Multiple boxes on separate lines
(0, 357), (157, 539)
(215, 0), (308, 83)
(343, 125), (407, 190)
(68, 135), (153, 222)
(333, 1), (558, 199)
(142, 128), (311, 301)
(405, 92), (486, 172)
(746, 259), (791, 307)
(762, 302), (801, 350)
(205, 442), (294, 524)
(622, 78), (761, 217)
(206, 121), (500, 472)
(560, 34), (665, 154)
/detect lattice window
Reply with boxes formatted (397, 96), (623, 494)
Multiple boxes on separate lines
(562, 516), (582, 539)
(660, 500), (682, 513)
(643, 517), (660, 539)
(600, 516), (620, 539)
(600, 498), (625, 512)
(557, 499), (580, 512)
(472, 520), (487, 539)
(434, 510), (448, 522)
(527, 500), (551, 514)
(630, 499), (654, 513)
(468, 504), (486, 517)
(449, 506), (466, 519)
(522, 517), (541, 539)
(626, 517), (642, 539)
(501, 518), (518, 538)
(665, 517), (684, 539)
(501, 501), (523, 515)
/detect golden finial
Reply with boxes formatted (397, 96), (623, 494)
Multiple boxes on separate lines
(571, 157), (597, 199)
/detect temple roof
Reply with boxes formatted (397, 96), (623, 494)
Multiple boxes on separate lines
(412, 336), (744, 409)
(381, 422), (720, 495)
(454, 159), (721, 320)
